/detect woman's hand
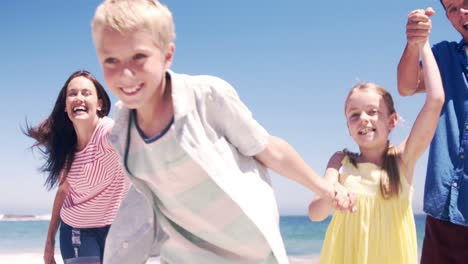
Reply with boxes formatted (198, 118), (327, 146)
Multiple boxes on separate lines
(43, 239), (56, 264)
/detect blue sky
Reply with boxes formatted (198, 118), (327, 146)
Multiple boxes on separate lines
(1, 0), (458, 215)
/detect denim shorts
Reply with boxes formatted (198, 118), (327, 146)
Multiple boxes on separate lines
(59, 221), (110, 264)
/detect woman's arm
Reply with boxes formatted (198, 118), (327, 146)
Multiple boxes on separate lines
(44, 178), (69, 264)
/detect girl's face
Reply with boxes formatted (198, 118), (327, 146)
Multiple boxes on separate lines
(64, 76), (102, 125)
(345, 90), (397, 151)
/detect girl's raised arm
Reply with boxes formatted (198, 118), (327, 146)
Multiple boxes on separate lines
(399, 41), (444, 183)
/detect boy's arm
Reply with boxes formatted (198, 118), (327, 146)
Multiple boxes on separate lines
(254, 136), (354, 212)
(400, 41), (444, 183)
(308, 152), (345, 221)
(205, 77), (354, 209)
(397, 8), (435, 96)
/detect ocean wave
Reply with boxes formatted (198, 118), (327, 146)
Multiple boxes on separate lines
(0, 214), (51, 222)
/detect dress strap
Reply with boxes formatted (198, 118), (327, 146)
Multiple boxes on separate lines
(341, 154), (351, 165)
(338, 154), (351, 184)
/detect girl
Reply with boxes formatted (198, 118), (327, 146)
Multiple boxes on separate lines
(308, 39), (444, 263)
(25, 70), (129, 264)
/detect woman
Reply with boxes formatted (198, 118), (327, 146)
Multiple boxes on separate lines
(25, 70), (129, 264)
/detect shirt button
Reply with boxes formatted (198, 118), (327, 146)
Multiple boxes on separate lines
(453, 182), (458, 187)
(461, 154), (465, 160)
(148, 218), (153, 223)
(122, 241), (129, 249)
(465, 125), (468, 130)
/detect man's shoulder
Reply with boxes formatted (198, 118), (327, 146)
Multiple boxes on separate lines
(434, 40), (458, 45)
(432, 40), (461, 53)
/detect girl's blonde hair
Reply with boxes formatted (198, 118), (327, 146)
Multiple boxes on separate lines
(92, 0), (176, 51)
(344, 83), (401, 199)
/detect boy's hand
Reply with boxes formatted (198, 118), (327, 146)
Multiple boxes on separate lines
(332, 182), (357, 213)
(406, 7), (435, 48)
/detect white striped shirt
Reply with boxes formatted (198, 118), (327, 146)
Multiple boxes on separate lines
(104, 71), (289, 264)
(126, 114), (275, 263)
(61, 117), (129, 228)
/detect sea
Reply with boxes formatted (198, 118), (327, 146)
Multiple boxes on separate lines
(0, 214), (426, 263)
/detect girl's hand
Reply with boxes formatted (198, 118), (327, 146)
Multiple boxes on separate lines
(332, 182), (357, 213)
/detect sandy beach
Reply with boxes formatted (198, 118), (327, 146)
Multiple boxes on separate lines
(1, 252), (425, 263)
(0, 253), (63, 264)
(2, 248), (427, 264)
(0, 253), (319, 264)
(146, 256), (319, 264)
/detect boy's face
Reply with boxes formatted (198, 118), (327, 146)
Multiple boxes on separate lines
(94, 27), (174, 110)
(443, 0), (468, 41)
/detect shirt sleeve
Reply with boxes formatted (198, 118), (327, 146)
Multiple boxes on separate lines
(206, 77), (269, 157)
(108, 102), (131, 158)
(101, 117), (116, 151)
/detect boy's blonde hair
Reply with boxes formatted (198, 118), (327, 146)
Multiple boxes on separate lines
(344, 83), (401, 199)
(92, 0), (176, 50)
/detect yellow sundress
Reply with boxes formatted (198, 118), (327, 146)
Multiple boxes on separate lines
(318, 156), (417, 264)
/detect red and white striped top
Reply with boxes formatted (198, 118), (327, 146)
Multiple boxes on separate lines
(60, 117), (129, 228)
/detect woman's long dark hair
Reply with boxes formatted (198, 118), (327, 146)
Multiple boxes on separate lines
(25, 70), (111, 190)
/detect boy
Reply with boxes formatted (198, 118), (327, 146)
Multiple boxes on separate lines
(92, 0), (354, 263)
(397, 1), (468, 263)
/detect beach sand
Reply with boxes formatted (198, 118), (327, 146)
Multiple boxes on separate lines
(147, 256), (319, 264)
(0, 253), (64, 264)
(0, 253), (319, 264)
(1, 252), (424, 263)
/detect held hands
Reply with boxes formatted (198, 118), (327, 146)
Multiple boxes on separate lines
(331, 182), (357, 213)
(406, 7), (435, 49)
(309, 178), (356, 220)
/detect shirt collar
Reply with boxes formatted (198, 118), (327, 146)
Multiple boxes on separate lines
(457, 39), (467, 51)
(167, 70), (195, 122)
(111, 69), (192, 141)
(116, 70), (193, 119)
